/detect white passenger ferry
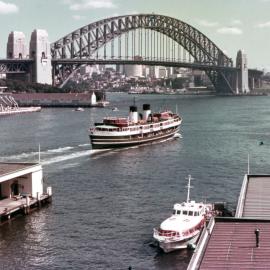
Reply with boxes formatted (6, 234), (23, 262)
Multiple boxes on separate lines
(89, 104), (182, 149)
(153, 175), (210, 253)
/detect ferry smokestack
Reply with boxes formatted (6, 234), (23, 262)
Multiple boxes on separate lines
(143, 104), (151, 121)
(129, 105), (138, 123)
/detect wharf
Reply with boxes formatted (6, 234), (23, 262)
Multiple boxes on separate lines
(0, 194), (51, 222)
(0, 162), (52, 224)
(188, 174), (270, 270)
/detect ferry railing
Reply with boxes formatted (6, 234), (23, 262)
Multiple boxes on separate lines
(153, 228), (182, 238)
(235, 174), (248, 218)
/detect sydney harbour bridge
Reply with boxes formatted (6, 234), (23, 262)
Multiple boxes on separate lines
(0, 14), (263, 94)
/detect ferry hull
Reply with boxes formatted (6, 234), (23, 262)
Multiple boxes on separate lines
(157, 232), (200, 253)
(90, 128), (180, 149)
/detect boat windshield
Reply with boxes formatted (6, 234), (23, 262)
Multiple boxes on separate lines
(173, 210), (182, 215)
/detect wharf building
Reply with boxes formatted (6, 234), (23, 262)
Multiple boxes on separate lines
(0, 162), (52, 222)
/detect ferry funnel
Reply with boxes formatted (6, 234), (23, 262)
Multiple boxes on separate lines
(143, 104), (151, 121)
(129, 105), (138, 123)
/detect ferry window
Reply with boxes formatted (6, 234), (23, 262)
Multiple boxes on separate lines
(177, 210), (181, 215)
(195, 212), (199, 216)
(183, 211), (187, 215)
(188, 211), (193, 216)
(173, 210), (176, 215)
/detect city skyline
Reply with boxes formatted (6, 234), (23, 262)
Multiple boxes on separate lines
(0, 0), (270, 70)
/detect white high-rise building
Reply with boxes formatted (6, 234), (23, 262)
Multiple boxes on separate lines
(6, 31), (28, 59)
(149, 66), (160, 78)
(124, 65), (143, 77)
(29, 29), (52, 85)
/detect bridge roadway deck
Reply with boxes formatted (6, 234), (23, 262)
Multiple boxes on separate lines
(0, 59), (33, 63)
(52, 58), (237, 71)
(187, 174), (270, 270)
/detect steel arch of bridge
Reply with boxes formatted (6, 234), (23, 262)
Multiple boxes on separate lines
(51, 14), (234, 91)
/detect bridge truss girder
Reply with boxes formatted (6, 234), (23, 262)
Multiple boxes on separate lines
(51, 14), (235, 92)
(0, 60), (33, 74)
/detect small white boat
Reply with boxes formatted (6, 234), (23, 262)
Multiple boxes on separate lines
(153, 175), (211, 253)
(74, 107), (84, 112)
(112, 107), (118, 111)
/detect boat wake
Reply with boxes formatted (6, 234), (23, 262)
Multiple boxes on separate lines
(42, 150), (91, 165)
(47, 146), (75, 153)
(0, 133), (182, 166)
(0, 144), (92, 166)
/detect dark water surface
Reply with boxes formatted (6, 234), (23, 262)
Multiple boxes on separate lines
(0, 93), (270, 269)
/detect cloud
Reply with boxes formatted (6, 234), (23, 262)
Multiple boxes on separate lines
(72, 14), (86, 20)
(256, 21), (270, 28)
(69, 0), (116, 11)
(0, 1), (18, 14)
(217, 27), (243, 35)
(198, 19), (219, 27)
(230, 19), (242, 26)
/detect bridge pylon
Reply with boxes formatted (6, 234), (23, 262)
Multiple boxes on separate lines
(235, 50), (249, 94)
(29, 29), (52, 85)
(6, 31), (31, 82)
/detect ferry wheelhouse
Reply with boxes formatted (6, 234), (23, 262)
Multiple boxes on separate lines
(153, 175), (210, 253)
(89, 104), (182, 149)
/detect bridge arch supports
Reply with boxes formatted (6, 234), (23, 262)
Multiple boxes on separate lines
(29, 29), (52, 85)
(6, 31), (31, 82)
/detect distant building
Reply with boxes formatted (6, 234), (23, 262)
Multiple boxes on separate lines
(91, 92), (97, 105)
(124, 65), (143, 77)
(149, 66), (160, 78)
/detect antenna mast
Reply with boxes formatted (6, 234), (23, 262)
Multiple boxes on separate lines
(38, 144), (41, 164)
(248, 153), (250, 175)
(186, 175), (193, 203)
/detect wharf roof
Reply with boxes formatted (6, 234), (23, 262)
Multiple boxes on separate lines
(0, 162), (40, 181)
(236, 175), (270, 219)
(189, 218), (270, 270)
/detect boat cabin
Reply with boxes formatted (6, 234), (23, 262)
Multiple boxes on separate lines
(173, 201), (205, 217)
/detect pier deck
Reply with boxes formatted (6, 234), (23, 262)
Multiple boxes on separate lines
(235, 175), (270, 219)
(188, 174), (270, 270)
(0, 195), (51, 222)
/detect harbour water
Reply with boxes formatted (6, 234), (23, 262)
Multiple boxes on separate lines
(0, 93), (270, 269)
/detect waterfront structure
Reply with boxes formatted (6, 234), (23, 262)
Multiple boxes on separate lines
(8, 92), (94, 107)
(91, 92), (97, 106)
(29, 29), (52, 85)
(0, 162), (52, 221)
(188, 174), (270, 270)
(0, 94), (41, 116)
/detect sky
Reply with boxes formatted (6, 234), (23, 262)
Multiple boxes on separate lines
(0, 0), (270, 70)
